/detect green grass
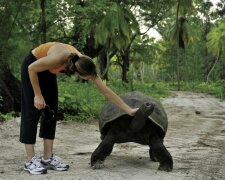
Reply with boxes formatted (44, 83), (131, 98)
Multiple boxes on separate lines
(57, 76), (105, 122)
(167, 81), (225, 99)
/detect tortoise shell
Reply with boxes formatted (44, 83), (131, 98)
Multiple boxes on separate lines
(99, 91), (168, 138)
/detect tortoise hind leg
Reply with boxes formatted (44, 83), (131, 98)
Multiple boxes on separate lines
(149, 137), (173, 172)
(91, 130), (115, 169)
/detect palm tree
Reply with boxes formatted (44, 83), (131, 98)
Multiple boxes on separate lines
(94, 3), (138, 80)
(169, 0), (194, 90)
(206, 21), (225, 82)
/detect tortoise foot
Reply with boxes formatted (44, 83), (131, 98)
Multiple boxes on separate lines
(91, 160), (105, 169)
(158, 163), (173, 172)
(150, 156), (158, 162)
(149, 149), (158, 162)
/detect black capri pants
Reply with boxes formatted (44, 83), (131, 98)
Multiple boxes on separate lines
(20, 51), (58, 144)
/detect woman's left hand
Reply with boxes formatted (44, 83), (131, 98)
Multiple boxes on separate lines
(128, 108), (139, 116)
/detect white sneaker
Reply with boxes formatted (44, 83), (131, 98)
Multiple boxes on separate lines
(24, 156), (47, 175)
(41, 154), (69, 171)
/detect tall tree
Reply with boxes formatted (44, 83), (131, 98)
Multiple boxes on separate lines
(94, 0), (175, 82)
(206, 20), (225, 82)
(94, 3), (138, 80)
(118, 0), (175, 82)
(0, 0), (26, 114)
(195, 0), (213, 81)
(40, 0), (47, 43)
(169, 0), (194, 90)
(212, 0), (225, 79)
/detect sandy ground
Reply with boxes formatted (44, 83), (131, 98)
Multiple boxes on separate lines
(0, 91), (225, 180)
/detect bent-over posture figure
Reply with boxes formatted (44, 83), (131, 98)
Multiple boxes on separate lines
(20, 42), (138, 175)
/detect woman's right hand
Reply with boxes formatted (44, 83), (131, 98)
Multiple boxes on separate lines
(34, 95), (46, 109)
(128, 108), (139, 116)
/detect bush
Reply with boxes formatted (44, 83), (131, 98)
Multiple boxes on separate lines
(58, 76), (106, 121)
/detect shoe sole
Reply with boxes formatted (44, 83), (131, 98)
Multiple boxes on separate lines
(24, 167), (47, 175)
(43, 164), (69, 171)
(44, 166), (69, 171)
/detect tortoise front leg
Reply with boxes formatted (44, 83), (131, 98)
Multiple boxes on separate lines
(149, 136), (173, 172)
(91, 130), (115, 169)
(149, 147), (158, 162)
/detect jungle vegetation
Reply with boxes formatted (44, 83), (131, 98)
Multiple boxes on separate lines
(0, 0), (224, 121)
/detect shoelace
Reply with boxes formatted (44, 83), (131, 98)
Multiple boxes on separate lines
(51, 155), (63, 166)
(30, 157), (43, 168)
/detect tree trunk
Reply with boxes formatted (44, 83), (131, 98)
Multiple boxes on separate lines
(121, 50), (129, 83)
(0, 62), (21, 114)
(219, 58), (225, 79)
(40, 0), (46, 43)
(206, 51), (221, 82)
(140, 62), (144, 82)
(203, 14), (211, 82)
(98, 49), (117, 80)
(83, 29), (102, 58)
(99, 49), (108, 80)
(177, 48), (181, 91)
(176, 0), (181, 90)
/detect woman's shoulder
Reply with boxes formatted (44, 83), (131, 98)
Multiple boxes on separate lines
(52, 42), (78, 54)
(48, 43), (70, 55)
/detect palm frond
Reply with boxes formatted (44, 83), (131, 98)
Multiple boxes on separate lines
(169, 16), (197, 48)
(207, 21), (225, 56)
(94, 3), (138, 50)
(179, 0), (195, 15)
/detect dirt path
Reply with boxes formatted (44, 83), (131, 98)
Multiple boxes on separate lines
(0, 91), (225, 180)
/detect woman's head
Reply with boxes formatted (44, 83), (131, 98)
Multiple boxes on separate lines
(64, 54), (97, 79)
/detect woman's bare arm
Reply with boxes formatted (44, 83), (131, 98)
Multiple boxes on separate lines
(28, 45), (69, 109)
(92, 76), (138, 116)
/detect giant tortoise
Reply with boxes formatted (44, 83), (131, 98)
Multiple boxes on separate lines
(91, 91), (173, 171)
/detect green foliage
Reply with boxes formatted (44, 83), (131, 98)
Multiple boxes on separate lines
(138, 0), (175, 28)
(168, 0), (196, 48)
(58, 76), (106, 121)
(1, 0), (225, 121)
(130, 35), (155, 64)
(168, 81), (225, 99)
(94, 2), (138, 50)
(0, 96), (3, 108)
(58, 75), (225, 122)
(169, 16), (196, 48)
(0, 112), (15, 121)
(178, 0), (195, 16)
(220, 80), (225, 99)
(207, 20), (225, 56)
(57, 76), (170, 121)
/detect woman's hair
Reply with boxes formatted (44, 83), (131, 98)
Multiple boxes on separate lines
(64, 54), (97, 78)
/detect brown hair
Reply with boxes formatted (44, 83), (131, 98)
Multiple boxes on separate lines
(64, 54), (97, 78)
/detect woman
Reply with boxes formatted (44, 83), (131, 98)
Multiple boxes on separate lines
(20, 42), (138, 175)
